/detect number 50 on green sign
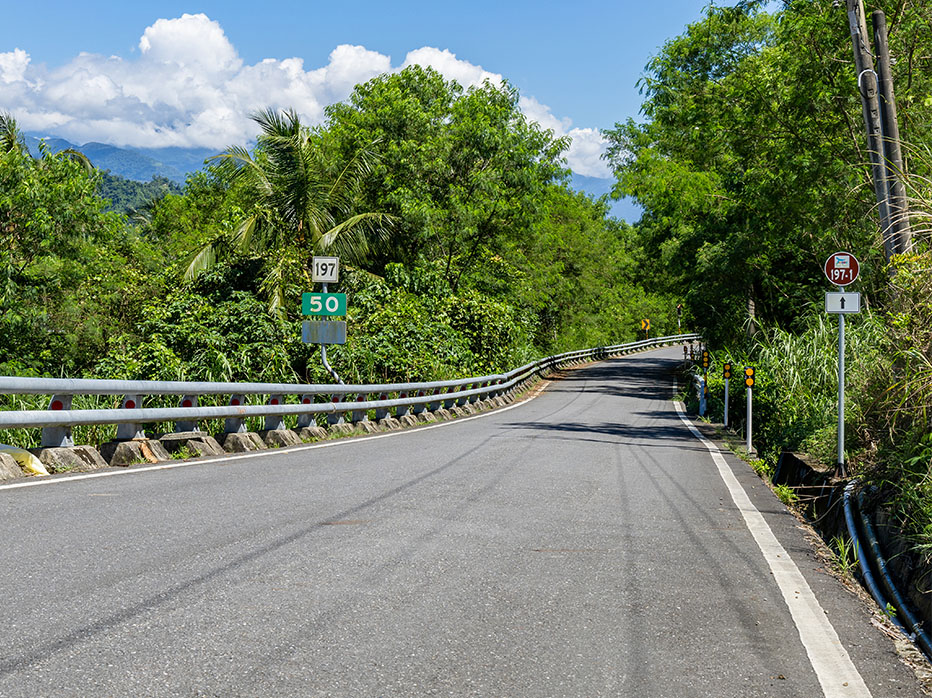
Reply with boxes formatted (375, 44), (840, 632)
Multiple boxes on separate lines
(302, 292), (346, 316)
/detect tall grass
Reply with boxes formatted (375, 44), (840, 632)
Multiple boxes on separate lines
(701, 310), (884, 462)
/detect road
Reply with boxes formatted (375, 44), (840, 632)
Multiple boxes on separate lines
(0, 347), (924, 697)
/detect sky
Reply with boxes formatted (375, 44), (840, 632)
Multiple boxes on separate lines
(0, 1), (717, 180)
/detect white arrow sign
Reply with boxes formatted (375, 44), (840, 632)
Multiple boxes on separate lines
(825, 292), (860, 314)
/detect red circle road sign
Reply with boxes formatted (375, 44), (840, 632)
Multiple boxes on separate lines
(824, 251), (860, 287)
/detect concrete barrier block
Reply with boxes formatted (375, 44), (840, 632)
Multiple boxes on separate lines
(101, 439), (169, 467)
(451, 406), (471, 418)
(399, 415), (419, 428)
(0, 453), (23, 480)
(356, 421), (381, 434)
(159, 432), (225, 458)
(416, 412), (436, 423)
(432, 408), (452, 421)
(377, 417), (402, 431)
(296, 426), (328, 442)
(32, 446), (108, 474)
(261, 429), (302, 448)
(217, 432), (267, 453)
(328, 423), (357, 436)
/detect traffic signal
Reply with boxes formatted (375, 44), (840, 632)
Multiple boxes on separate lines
(723, 362), (732, 379)
(744, 366), (755, 388)
(701, 350), (710, 369)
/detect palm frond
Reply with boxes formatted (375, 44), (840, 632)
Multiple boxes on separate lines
(59, 148), (95, 175)
(184, 240), (220, 282)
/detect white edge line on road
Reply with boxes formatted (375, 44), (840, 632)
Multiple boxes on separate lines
(672, 377), (871, 698)
(0, 387), (544, 492)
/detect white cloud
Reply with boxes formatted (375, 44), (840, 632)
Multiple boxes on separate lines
(401, 47), (503, 90)
(519, 96), (610, 178)
(0, 48), (30, 84)
(0, 15), (610, 176)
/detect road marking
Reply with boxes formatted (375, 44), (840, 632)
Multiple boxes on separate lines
(0, 385), (547, 492)
(673, 379), (871, 697)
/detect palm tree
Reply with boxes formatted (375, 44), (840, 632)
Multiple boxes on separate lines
(0, 112), (26, 154)
(186, 108), (391, 312)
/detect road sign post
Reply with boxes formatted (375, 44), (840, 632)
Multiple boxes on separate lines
(824, 252), (861, 477)
(744, 367), (755, 454)
(304, 257), (346, 385)
(699, 349), (711, 417)
(723, 363), (732, 428)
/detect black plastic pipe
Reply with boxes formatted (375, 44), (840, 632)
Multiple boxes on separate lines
(856, 490), (932, 659)
(843, 482), (906, 633)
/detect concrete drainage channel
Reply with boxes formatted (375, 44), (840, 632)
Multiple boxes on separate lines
(769, 452), (932, 666)
(0, 334), (699, 480)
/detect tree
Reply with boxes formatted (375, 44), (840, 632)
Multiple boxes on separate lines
(325, 66), (568, 290)
(603, 1), (932, 344)
(0, 113), (153, 376)
(186, 109), (392, 312)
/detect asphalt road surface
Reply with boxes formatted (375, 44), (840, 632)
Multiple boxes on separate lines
(0, 347), (925, 697)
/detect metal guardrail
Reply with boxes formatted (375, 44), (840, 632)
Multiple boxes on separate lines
(0, 334), (700, 447)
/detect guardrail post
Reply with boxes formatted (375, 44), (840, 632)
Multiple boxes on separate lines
(41, 394), (74, 448)
(115, 394), (146, 440)
(411, 390), (426, 415)
(427, 390), (441, 412)
(175, 395), (201, 432)
(326, 394), (345, 426)
(264, 396), (286, 431)
(375, 393), (390, 420)
(297, 395), (315, 428)
(443, 387), (456, 409)
(395, 392), (411, 417)
(224, 394), (248, 433)
(352, 395), (369, 424)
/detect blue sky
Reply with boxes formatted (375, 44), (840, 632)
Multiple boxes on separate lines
(1, 1), (716, 180)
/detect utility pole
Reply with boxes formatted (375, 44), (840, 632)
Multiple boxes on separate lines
(845, 0), (895, 260)
(872, 10), (912, 254)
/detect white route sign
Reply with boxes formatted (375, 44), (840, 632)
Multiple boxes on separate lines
(825, 292), (860, 314)
(312, 256), (340, 284)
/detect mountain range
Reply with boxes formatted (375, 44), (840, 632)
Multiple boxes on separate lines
(25, 134), (215, 184)
(24, 133), (641, 221)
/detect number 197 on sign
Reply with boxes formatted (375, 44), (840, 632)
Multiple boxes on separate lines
(302, 292), (346, 316)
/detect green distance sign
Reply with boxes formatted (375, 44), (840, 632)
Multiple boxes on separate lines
(302, 292), (346, 316)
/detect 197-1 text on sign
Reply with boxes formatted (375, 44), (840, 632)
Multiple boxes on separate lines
(301, 292), (346, 316)
(824, 252), (860, 287)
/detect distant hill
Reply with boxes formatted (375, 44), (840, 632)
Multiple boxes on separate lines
(570, 173), (642, 223)
(24, 135), (215, 184)
(97, 172), (183, 215)
(21, 133), (642, 222)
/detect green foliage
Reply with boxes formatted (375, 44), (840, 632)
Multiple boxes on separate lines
(605, 1), (932, 345)
(97, 173), (182, 215)
(187, 109), (392, 313)
(95, 259), (308, 383)
(702, 310), (883, 460)
(0, 128), (159, 377)
(325, 66), (568, 291)
(830, 534), (858, 576)
(773, 483), (798, 506)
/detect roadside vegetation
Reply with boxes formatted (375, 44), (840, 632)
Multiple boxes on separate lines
(0, 68), (672, 391)
(606, 0), (932, 558)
